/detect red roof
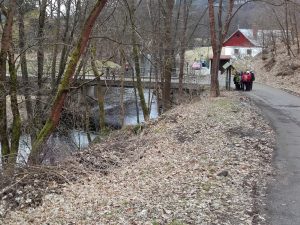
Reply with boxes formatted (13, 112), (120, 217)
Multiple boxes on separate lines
(223, 29), (257, 47)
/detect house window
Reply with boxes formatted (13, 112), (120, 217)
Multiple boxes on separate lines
(234, 49), (239, 55)
(247, 49), (252, 55)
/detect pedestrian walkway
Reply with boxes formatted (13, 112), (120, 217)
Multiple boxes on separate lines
(246, 83), (300, 225)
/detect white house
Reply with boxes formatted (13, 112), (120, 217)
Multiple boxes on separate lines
(223, 29), (262, 58)
(223, 28), (286, 58)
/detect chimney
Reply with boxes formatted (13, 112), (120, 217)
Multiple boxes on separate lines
(252, 24), (258, 40)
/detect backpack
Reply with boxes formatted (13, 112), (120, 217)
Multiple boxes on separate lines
(250, 72), (255, 81)
(234, 74), (241, 83)
(242, 73), (252, 82)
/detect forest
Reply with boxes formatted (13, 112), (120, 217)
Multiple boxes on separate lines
(0, 0), (299, 169)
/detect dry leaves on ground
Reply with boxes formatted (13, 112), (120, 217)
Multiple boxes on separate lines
(252, 44), (300, 95)
(1, 92), (275, 225)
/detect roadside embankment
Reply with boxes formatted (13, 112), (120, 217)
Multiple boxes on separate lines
(1, 92), (275, 225)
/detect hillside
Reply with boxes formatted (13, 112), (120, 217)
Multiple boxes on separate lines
(1, 93), (275, 225)
(252, 45), (300, 95)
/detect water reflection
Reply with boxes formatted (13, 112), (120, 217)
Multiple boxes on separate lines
(90, 87), (158, 127)
(0, 87), (158, 165)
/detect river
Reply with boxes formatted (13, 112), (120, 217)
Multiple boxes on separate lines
(0, 87), (158, 165)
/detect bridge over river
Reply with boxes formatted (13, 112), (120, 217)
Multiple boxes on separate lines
(75, 74), (211, 90)
(14, 72), (227, 93)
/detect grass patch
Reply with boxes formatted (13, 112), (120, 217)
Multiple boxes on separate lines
(152, 219), (187, 225)
(168, 220), (187, 225)
(213, 98), (233, 110)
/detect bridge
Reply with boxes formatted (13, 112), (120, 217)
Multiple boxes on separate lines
(74, 74), (211, 90)
(11, 69), (229, 95)
(13, 72), (217, 92)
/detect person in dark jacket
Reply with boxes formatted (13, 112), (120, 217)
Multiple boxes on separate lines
(239, 71), (244, 91)
(233, 72), (241, 90)
(250, 71), (255, 90)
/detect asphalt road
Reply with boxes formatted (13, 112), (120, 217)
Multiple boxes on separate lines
(246, 83), (300, 225)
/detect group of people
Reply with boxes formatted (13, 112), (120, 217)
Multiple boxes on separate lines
(233, 71), (255, 91)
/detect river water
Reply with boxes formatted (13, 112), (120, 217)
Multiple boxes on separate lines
(0, 88), (158, 165)
(89, 87), (158, 127)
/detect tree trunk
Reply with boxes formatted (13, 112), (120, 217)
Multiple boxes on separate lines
(289, 6), (295, 45)
(8, 50), (21, 164)
(208, 0), (219, 97)
(210, 52), (220, 97)
(271, 31), (277, 56)
(91, 46), (106, 132)
(56, 0), (82, 85)
(29, 0), (108, 164)
(129, 0), (149, 121)
(50, 0), (61, 89)
(74, 58), (85, 80)
(208, 0), (234, 97)
(131, 31), (149, 121)
(162, 0), (175, 111)
(18, 0), (34, 140)
(178, 0), (190, 97)
(292, 4), (300, 54)
(284, 0), (291, 57)
(35, 0), (47, 129)
(96, 82), (105, 131)
(178, 48), (185, 97)
(132, 65), (140, 124)
(119, 50), (126, 127)
(0, 0), (16, 163)
(147, 0), (162, 114)
(56, 0), (72, 85)
(81, 60), (92, 143)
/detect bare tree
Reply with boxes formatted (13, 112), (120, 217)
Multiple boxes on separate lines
(50, 0), (61, 88)
(178, 0), (192, 97)
(291, 2), (300, 54)
(0, 0), (17, 164)
(91, 44), (106, 132)
(162, 0), (175, 110)
(271, 4), (294, 57)
(29, 0), (108, 164)
(17, 0), (34, 139)
(208, 0), (234, 97)
(34, 0), (48, 132)
(8, 47), (21, 164)
(284, 0), (292, 56)
(124, 0), (150, 120)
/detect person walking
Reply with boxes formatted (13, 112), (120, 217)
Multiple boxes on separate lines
(233, 72), (241, 90)
(250, 71), (255, 90)
(240, 71), (244, 91)
(241, 71), (252, 91)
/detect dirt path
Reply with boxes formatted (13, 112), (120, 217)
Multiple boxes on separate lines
(1, 93), (274, 225)
(246, 83), (300, 225)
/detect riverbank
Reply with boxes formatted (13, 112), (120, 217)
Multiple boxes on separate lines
(1, 92), (275, 225)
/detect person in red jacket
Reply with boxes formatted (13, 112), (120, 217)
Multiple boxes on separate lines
(241, 71), (252, 91)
